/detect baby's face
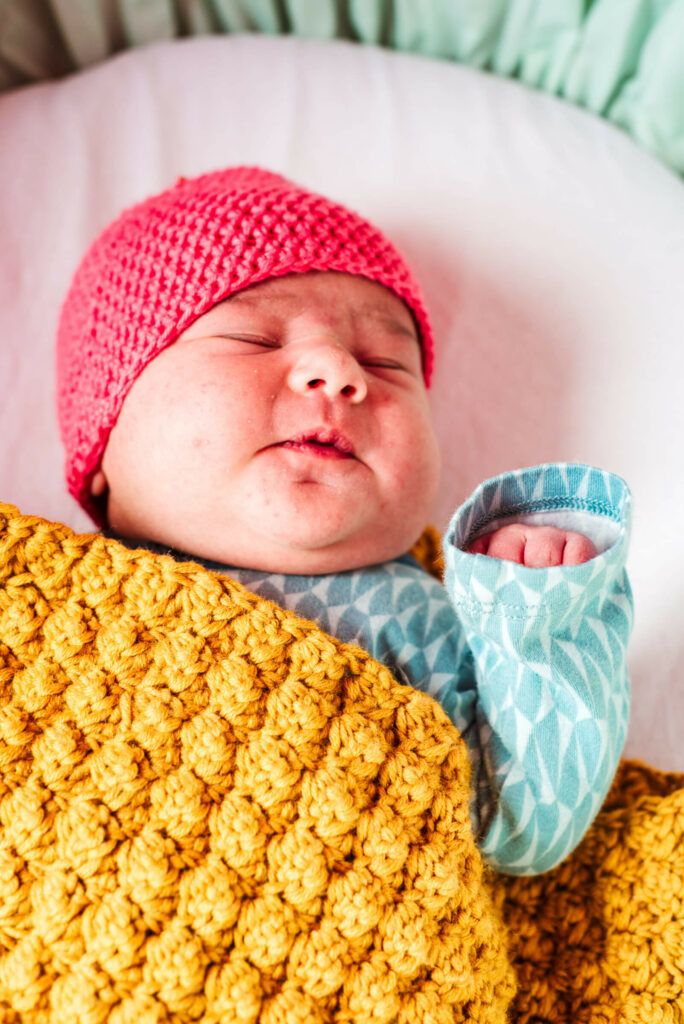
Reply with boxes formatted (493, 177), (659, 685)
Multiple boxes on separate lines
(99, 271), (441, 573)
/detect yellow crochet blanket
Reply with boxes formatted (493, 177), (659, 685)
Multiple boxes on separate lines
(0, 504), (682, 1023)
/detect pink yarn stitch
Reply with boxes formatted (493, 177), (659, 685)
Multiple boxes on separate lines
(56, 167), (434, 523)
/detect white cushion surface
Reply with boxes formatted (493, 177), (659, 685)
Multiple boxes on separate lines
(1, 34), (682, 768)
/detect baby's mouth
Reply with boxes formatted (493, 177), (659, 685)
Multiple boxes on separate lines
(275, 430), (356, 459)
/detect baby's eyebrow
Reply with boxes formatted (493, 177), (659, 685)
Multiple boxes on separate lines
(364, 312), (418, 339)
(355, 306), (420, 345)
(221, 287), (298, 308)
(217, 288), (419, 343)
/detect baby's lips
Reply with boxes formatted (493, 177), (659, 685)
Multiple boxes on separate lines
(280, 428), (356, 456)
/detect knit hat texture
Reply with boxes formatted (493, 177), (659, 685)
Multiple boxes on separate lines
(56, 167), (434, 524)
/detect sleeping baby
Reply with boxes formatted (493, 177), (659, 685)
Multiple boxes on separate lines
(57, 167), (632, 874)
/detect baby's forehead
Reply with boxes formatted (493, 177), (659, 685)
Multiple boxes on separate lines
(210, 271), (418, 333)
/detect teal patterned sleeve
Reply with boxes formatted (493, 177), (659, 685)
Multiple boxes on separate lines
(442, 463), (633, 875)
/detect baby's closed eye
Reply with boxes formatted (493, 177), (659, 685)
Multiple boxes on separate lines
(215, 334), (280, 350)
(360, 357), (409, 372)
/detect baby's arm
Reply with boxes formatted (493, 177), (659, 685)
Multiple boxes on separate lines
(441, 463), (632, 875)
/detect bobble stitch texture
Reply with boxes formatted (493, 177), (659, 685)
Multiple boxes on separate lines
(0, 504), (514, 1023)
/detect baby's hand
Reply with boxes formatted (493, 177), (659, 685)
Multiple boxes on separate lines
(467, 524), (597, 567)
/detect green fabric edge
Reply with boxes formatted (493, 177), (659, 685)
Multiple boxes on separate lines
(0, 0), (683, 177)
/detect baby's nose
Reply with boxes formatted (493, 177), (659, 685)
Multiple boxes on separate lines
(287, 343), (368, 403)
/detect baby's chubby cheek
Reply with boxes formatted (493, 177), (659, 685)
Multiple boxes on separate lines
(382, 420), (441, 548)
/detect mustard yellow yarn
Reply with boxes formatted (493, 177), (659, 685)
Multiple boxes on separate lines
(502, 760), (684, 1024)
(3, 504), (683, 1024)
(0, 504), (515, 1023)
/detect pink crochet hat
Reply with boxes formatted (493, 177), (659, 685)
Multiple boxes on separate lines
(57, 167), (434, 523)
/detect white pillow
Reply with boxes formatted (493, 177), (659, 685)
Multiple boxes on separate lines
(1, 34), (682, 769)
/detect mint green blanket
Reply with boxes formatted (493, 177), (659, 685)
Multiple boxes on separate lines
(1, 0), (683, 177)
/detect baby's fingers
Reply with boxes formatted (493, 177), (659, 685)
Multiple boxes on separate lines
(516, 526), (598, 567)
(560, 530), (598, 565)
(467, 525), (597, 567)
(468, 525), (527, 563)
(522, 527), (571, 568)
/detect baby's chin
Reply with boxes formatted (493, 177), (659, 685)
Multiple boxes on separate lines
(107, 493), (430, 574)
(206, 532), (415, 575)
(152, 520), (421, 575)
